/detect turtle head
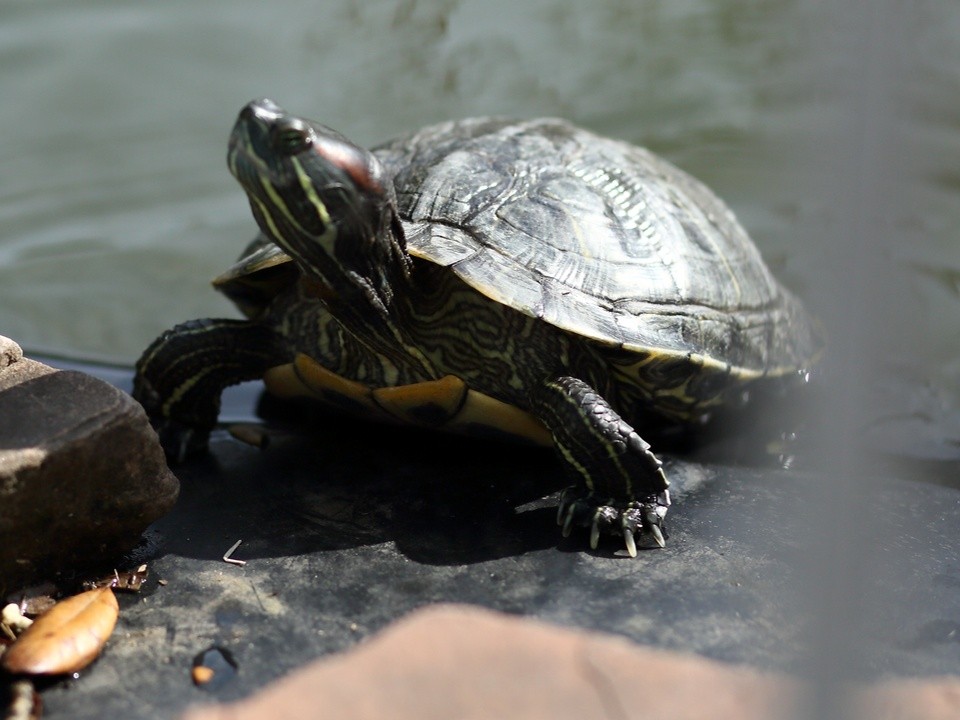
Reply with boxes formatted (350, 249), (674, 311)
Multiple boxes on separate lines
(228, 99), (409, 311)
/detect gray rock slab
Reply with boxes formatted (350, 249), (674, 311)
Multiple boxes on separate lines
(0, 339), (179, 593)
(179, 604), (799, 720)
(15, 358), (960, 719)
(177, 604), (960, 720)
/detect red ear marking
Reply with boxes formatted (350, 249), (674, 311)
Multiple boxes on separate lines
(314, 139), (383, 194)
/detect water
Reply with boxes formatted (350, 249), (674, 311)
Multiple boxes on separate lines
(0, 0), (878, 357)
(3, 0), (960, 715)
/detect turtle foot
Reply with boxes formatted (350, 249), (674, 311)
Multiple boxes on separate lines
(133, 377), (213, 463)
(557, 486), (670, 557)
(151, 419), (211, 464)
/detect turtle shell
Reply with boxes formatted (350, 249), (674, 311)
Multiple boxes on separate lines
(213, 234), (299, 320)
(217, 117), (819, 376)
(375, 117), (820, 375)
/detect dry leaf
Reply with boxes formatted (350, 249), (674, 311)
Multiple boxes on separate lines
(82, 564), (150, 593)
(228, 423), (271, 448)
(18, 594), (56, 618)
(0, 586), (119, 675)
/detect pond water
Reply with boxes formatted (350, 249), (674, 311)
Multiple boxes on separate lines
(4, 0), (956, 374)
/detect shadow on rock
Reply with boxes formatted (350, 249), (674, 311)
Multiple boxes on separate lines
(152, 408), (570, 567)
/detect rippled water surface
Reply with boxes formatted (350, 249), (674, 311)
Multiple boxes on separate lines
(2, 1), (959, 393)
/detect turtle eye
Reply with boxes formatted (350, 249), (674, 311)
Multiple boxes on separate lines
(272, 120), (313, 155)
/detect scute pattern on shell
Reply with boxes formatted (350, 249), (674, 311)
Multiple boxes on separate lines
(374, 118), (818, 374)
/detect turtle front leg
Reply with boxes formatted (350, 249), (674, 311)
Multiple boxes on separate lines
(531, 376), (670, 556)
(134, 318), (286, 462)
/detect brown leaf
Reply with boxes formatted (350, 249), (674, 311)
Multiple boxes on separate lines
(0, 586), (119, 675)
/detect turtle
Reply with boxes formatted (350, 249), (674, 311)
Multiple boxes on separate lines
(134, 99), (821, 556)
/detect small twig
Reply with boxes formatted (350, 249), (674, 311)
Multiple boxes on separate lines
(222, 540), (247, 567)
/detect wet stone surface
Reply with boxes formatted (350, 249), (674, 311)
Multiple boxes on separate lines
(0, 340), (179, 593)
(16, 360), (960, 719)
(179, 604), (801, 720)
(177, 604), (960, 720)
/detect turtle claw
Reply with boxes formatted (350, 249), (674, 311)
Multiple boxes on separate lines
(557, 487), (670, 555)
(648, 523), (666, 549)
(589, 516), (601, 550)
(561, 504), (576, 538)
(153, 419), (210, 464)
(557, 487), (573, 526)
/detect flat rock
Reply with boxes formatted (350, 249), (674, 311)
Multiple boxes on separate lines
(179, 604), (960, 720)
(181, 604), (793, 720)
(0, 336), (179, 593)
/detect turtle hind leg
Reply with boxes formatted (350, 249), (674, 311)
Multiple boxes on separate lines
(530, 376), (670, 556)
(134, 318), (285, 462)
